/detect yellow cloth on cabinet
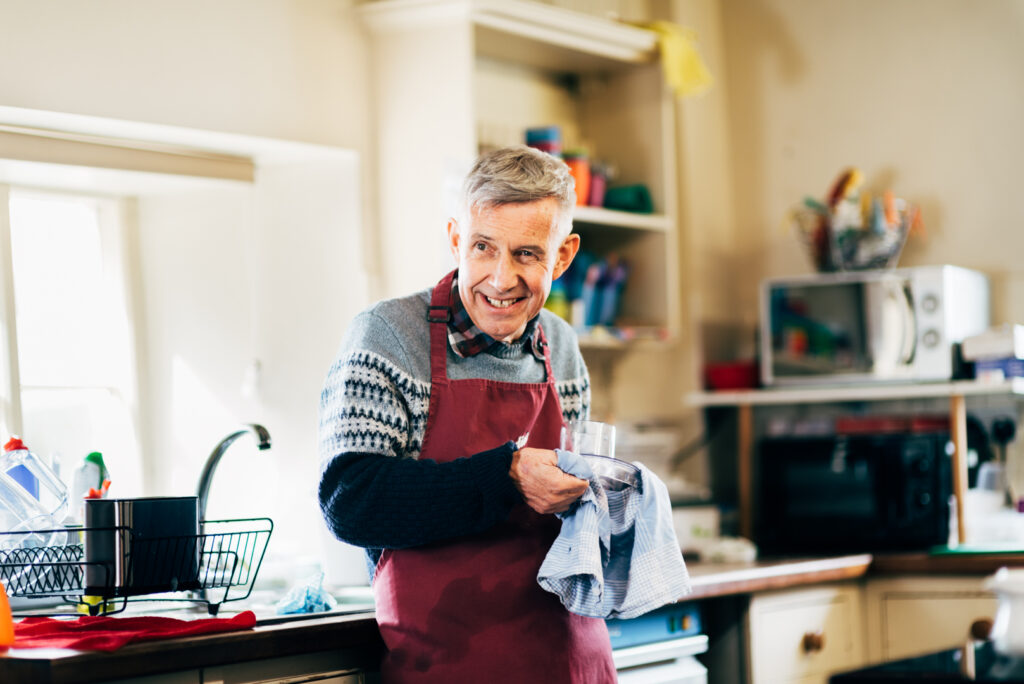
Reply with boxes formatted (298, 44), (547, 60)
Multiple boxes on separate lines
(635, 20), (713, 98)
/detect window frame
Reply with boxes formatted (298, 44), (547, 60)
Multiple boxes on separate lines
(0, 183), (144, 486)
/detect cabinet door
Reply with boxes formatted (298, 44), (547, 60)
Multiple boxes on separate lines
(109, 673), (201, 684)
(864, 575), (996, 663)
(747, 583), (865, 684)
(203, 651), (369, 684)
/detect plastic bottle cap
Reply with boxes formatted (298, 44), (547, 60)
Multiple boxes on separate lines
(84, 452), (106, 468)
(3, 437), (26, 452)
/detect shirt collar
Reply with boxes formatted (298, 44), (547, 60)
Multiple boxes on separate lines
(447, 273), (544, 360)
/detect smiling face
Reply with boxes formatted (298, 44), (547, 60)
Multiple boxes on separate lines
(448, 198), (579, 343)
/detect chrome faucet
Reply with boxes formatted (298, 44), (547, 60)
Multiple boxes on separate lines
(196, 424), (272, 524)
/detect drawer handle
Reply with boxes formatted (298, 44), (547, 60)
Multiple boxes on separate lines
(802, 631), (825, 653)
(970, 618), (993, 641)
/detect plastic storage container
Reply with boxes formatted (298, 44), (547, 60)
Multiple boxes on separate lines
(564, 151), (590, 207)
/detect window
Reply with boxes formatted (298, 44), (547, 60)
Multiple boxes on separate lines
(1, 187), (142, 495)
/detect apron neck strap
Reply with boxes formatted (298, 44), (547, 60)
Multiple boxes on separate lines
(428, 270), (456, 383)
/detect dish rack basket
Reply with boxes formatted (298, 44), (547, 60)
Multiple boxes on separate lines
(0, 517), (272, 616)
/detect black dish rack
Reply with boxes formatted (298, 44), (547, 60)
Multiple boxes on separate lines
(0, 517), (272, 616)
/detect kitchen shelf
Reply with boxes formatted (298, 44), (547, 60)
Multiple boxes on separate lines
(577, 325), (670, 350)
(361, 0), (659, 73)
(687, 380), (1024, 547)
(687, 378), (1024, 407)
(572, 206), (671, 232)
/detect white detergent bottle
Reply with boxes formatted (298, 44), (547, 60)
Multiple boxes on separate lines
(71, 452), (110, 521)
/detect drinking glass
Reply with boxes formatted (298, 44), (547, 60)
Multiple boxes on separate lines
(559, 420), (638, 491)
(560, 420), (616, 459)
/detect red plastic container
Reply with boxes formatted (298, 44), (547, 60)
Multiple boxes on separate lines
(704, 361), (759, 390)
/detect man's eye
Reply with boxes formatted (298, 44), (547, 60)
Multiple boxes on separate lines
(474, 242), (488, 251)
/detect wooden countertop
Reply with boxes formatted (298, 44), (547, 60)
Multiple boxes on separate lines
(0, 610), (384, 684)
(5, 550), (1024, 683)
(869, 550), (1024, 575)
(686, 553), (874, 599)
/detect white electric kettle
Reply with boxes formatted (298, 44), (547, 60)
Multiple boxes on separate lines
(985, 567), (1024, 655)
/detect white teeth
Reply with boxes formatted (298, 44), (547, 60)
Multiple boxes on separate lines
(486, 296), (516, 308)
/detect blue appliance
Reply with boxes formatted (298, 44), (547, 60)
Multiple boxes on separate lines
(607, 602), (702, 649)
(607, 603), (708, 683)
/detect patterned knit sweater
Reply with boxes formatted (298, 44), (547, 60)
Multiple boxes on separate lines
(317, 287), (591, 565)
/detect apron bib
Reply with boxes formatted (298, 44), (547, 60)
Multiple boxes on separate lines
(372, 270), (615, 683)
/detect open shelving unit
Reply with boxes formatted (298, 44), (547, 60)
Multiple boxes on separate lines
(360, 0), (681, 348)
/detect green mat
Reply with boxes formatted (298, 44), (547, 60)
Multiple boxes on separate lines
(930, 544), (1024, 555)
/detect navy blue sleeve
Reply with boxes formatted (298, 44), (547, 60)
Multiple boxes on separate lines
(318, 441), (523, 549)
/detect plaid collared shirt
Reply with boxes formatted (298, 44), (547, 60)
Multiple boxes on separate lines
(447, 273), (544, 361)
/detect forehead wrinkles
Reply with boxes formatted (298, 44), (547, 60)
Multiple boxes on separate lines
(467, 203), (558, 242)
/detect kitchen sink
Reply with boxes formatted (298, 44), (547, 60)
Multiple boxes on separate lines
(232, 585), (375, 625)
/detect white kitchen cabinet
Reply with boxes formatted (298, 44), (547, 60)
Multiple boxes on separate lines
(746, 583), (865, 684)
(360, 0), (680, 347)
(863, 575), (997, 664)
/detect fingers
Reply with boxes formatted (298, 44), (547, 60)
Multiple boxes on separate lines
(509, 448), (589, 515)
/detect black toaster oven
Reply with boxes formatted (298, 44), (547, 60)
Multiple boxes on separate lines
(756, 432), (952, 555)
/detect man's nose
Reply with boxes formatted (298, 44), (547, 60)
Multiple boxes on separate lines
(488, 252), (520, 291)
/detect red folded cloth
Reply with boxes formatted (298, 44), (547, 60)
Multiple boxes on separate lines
(13, 610), (256, 652)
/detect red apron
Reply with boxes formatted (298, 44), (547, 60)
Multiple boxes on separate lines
(372, 270), (615, 683)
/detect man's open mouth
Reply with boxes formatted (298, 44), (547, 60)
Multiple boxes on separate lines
(484, 295), (524, 309)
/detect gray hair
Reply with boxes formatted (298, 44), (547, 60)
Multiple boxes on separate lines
(459, 145), (576, 237)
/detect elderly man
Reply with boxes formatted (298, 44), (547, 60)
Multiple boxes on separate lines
(318, 145), (616, 682)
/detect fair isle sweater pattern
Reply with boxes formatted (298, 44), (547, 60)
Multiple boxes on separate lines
(319, 348), (590, 463)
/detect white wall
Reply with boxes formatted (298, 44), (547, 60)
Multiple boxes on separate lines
(717, 0), (1024, 335)
(137, 156), (366, 568)
(0, 0), (370, 151)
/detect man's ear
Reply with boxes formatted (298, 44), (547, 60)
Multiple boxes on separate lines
(446, 218), (461, 263)
(552, 233), (581, 280)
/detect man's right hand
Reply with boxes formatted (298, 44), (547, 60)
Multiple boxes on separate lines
(509, 448), (589, 515)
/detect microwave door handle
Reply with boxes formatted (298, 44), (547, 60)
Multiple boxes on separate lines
(899, 284), (917, 363)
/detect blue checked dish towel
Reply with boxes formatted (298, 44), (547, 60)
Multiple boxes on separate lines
(537, 449), (692, 619)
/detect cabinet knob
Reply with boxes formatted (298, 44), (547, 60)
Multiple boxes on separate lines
(802, 630), (825, 653)
(970, 618), (993, 640)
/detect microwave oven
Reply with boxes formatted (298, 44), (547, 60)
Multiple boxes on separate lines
(756, 432), (952, 555)
(760, 265), (990, 386)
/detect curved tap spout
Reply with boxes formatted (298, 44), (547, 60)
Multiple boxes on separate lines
(196, 424), (272, 523)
